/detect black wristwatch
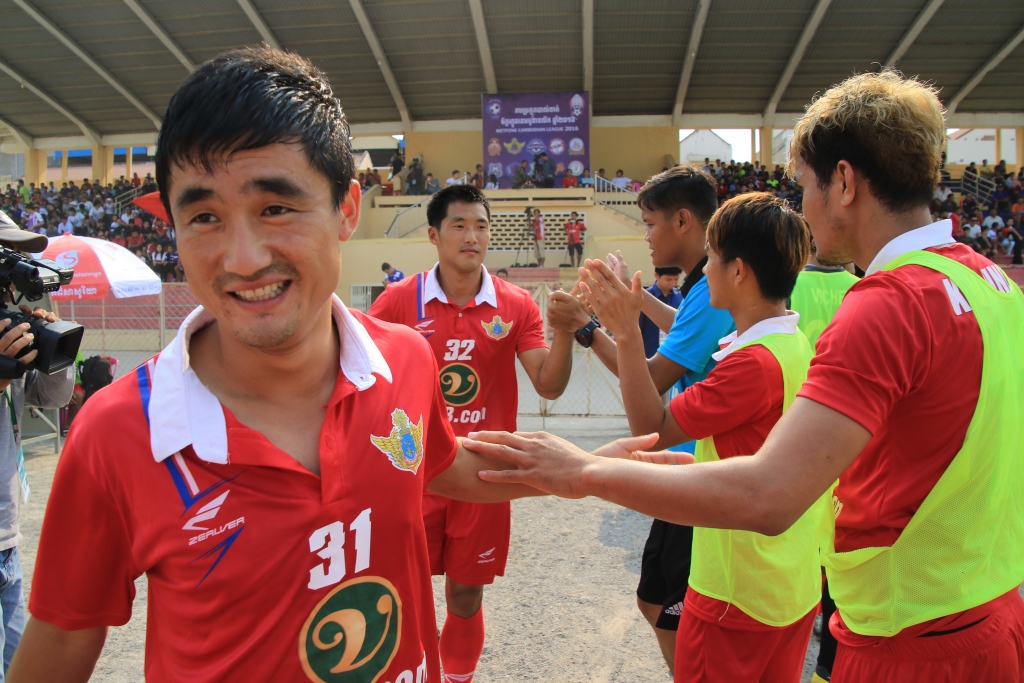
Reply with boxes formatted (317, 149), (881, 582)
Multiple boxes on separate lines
(574, 319), (602, 348)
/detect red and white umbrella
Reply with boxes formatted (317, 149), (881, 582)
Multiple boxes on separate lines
(42, 234), (163, 300)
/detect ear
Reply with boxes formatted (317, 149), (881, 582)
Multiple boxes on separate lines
(337, 179), (362, 243)
(730, 256), (748, 286)
(836, 160), (857, 208)
(427, 225), (440, 246)
(674, 207), (692, 232)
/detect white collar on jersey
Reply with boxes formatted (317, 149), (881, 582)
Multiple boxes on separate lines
(712, 312), (800, 362)
(422, 262), (498, 307)
(148, 294), (392, 464)
(865, 219), (956, 276)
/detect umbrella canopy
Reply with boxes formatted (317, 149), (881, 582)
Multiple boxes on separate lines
(42, 235), (163, 300)
(131, 191), (172, 224)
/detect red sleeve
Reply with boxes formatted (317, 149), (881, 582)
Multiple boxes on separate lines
(669, 347), (776, 447)
(515, 291), (547, 353)
(797, 277), (926, 435)
(423, 351), (458, 484)
(367, 284), (394, 322)
(28, 436), (139, 629)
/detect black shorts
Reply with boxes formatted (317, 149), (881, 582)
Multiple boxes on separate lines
(568, 243), (583, 256)
(635, 519), (693, 630)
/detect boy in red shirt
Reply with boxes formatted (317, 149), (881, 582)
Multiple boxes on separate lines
(370, 184), (575, 683)
(466, 71), (1024, 683)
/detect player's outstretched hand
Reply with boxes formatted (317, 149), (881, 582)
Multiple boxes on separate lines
(605, 250), (630, 284)
(547, 282), (592, 333)
(578, 259), (643, 337)
(465, 430), (594, 499)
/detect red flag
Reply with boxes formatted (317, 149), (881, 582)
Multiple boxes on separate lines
(131, 191), (172, 224)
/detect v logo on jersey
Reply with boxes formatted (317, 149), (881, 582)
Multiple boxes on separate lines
(182, 491), (230, 531)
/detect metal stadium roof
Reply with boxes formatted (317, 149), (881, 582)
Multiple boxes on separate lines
(0, 0), (1022, 151)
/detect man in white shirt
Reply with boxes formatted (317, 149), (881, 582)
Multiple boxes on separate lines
(446, 170), (463, 187)
(611, 169), (632, 189)
(89, 203), (105, 222)
(982, 209), (1004, 231)
(56, 216), (74, 236)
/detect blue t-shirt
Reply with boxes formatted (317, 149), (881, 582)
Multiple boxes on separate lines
(385, 269), (405, 283)
(657, 274), (735, 452)
(639, 283), (682, 359)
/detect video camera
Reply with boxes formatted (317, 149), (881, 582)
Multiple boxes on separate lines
(0, 246), (84, 379)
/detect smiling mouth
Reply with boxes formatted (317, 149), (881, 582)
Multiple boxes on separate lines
(231, 281), (290, 302)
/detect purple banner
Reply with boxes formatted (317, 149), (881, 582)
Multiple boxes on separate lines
(482, 92), (590, 190)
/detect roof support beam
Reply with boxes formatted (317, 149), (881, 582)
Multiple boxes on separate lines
(0, 58), (101, 144)
(12, 0), (162, 129)
(884, 0), (944, 68)
(763, 0), (832, 124)
(582, 0), (594, 95)
(672, 0), (712, 127)
(123, 0), (195, 71)
(467, 0), (497, 94)
(0, 117), (33, 149)
(947, 23), (1024, 114)
(347, 0), (411, 129)
(235, 0), (281, 50)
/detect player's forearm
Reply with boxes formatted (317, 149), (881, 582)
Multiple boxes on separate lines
(580, 455), (776, 534)
(532, 331), (574, 400)
(615, 329), (668, 440)
(639, 290), (677, 333)
(430, 440), (546, 503)
(7, 619), (106, 683)
(588, 329), (619, 376)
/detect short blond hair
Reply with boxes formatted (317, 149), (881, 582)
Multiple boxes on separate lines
(787, 71), (945, 212)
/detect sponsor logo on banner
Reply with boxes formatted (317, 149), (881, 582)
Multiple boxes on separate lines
(370, 409), (424, 474)
(549, 138), (565, 155)
(487, 99), (502, 117)
(503, 138), (525, 155)
(526, 139), (547, 156)
(570, 93), (585, 116)
(488, 162), (503, 179)
(568, 161), (584, 176)
(569, 137), (585, 155)
(487, 137), (502, 157)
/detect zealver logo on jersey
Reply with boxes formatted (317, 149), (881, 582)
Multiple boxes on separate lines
(413, 318), (435, 338)
(370, 409), (424, 474)
(299, 576), (402, 683)
(481, 315), (513, 341)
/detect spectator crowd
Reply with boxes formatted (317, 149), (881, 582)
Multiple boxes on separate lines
(1, 173), (185, 281)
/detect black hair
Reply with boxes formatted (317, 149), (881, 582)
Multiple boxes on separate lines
(654, 266), (682, 276)
(155, 46), (354, 218)
(381, 262), (391, 271)
(637, 165), (718, 225)
(426, 184), (491, 229)
(706, 193), (810, 302)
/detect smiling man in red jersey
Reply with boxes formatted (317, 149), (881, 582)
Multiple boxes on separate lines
(369, 183), (574, 683)
(10, 48), (547, 683)
(465, 71), (1024, 683)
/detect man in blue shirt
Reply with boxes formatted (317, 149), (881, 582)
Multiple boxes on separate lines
(381, 262), (405, 284)
(639, 267), (682, 359)
(546, 165), (734, 677)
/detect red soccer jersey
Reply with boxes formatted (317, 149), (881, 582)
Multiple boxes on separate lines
(30, 298), (457, 682)
(798, 222), (1006, 642)
(564, 220), (586, 245)
(669, 320), (789, 631)
(369, 266), (547, 436)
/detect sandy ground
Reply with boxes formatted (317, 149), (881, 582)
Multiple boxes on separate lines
(17, 418), (1024, 681)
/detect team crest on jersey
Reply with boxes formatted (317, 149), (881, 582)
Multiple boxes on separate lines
(481, 315), (513, 340)
(299, 576), (402, 683)
(370, 409), (424, 474)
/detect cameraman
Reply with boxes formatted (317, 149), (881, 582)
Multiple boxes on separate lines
(0, 210), (74, 678)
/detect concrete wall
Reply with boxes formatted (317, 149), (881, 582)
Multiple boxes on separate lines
(591, 126), (678, 184)
(405, 130), (481, 183)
